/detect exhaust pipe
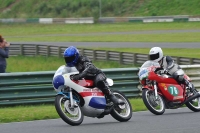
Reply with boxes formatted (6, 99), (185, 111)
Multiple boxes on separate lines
(183, 92), (200, 104)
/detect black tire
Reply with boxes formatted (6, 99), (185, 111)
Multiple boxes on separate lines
(110, 90), (132, 122)
(142, 89), (165, 115)
(185, 97), (200, 112)
(55, 95), (84, 126)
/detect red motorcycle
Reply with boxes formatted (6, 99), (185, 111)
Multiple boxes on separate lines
(138, 61), (200, 115)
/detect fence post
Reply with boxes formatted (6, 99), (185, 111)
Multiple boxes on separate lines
(189, 58), (194, 64)
(78, 49), (84, 55)
(147, 54), (150, 60)
(58, 46), (61, 57)
(176, 57), (180, 64)
(35, 45), (38, 56)
(133, 53), (136, 65)
(93, 50), (96, 61)
(119, 52), (123, 64)
(47, 46), (50, 57)
(20, 44), (23, 55)
(105, 51), (109, 61)
(81, 49), (84, 55)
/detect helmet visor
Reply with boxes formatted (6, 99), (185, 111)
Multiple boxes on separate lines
(149, 53), (159, 61)
(65, 56), (76, 63)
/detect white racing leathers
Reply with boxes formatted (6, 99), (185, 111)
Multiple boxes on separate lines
(159, 56), (184, 82)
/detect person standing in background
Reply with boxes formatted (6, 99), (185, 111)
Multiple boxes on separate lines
(0, 35), (10, 73)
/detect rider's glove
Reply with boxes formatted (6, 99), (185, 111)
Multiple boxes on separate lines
(163, 69), (169, 74)
(72, 75), (80, 80)
(159, 69), (168, 74)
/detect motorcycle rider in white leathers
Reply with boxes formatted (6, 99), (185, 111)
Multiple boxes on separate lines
(149, 47), (196, 94)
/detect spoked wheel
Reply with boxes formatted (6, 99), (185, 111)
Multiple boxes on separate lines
(142, 89), (165, 115)
(55, 94), (84, 126)
(110, 90), (132, 122)
(185, 94), (200, 112)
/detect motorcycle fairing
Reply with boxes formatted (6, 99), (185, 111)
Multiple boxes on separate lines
(158, 83), (185, 102)
(76, 79), (107, 109)
(79, 91), (104, 97)
(148, 71), (178, 84)
(89, 97), (106, 109)
(53, 75), (65, 89)
(74, 79), (94, 87)
(79, 90), (106, 109)
(147, 70), (185, 102)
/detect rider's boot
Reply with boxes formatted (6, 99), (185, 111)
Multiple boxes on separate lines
(184, 79), (197, 94)
(100, 80), (125, 105)
(106, 89), (125, 105)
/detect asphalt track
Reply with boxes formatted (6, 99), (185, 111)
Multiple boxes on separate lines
(0, 108), (199, 133)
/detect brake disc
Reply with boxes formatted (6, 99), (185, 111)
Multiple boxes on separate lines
(149, 94), (158, 107)
(64, 100), (79, 116)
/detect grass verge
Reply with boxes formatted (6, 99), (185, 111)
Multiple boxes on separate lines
(7, 56), (134, 72)
(1, 22), (200, 42)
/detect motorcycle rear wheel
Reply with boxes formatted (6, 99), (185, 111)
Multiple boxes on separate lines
(110, 90), (132, 122)
(185, 96), (200, 112)
(142, 89), (165, 115)
(55, 94), (84, 126)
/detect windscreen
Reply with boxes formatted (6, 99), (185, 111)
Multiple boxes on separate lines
(138, 61), (160, 80)
(140, 60), (160, 69)
(53, 65), (78, 79)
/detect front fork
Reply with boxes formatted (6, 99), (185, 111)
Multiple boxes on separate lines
(57, 87), (77, 108)
(68, 88), (78, 108)
(153, 81), (159, 100)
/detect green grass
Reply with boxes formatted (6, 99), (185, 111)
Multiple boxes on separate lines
(1, 22), (200, 43)
(0, 0), (15, 9)
(1, 0), (200, 18)
(0, 98), (146, 124)
(6, 56), (134, 72)
(0, 104), (59, 123)
(134, 0), (200, 16)
(1, 22), (200, 36)
(8, 32), (200, 42)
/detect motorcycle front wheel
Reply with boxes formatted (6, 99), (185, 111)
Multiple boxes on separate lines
(142, 89), (165, 115)
(110, 90), (132, 122)
(55, 94), (84, 126)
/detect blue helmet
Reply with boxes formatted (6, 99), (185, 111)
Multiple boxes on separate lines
(63, 46), (79, 67)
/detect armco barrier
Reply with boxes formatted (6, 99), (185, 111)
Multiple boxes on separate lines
(0, 65), (200, 106)
(9, 44), (200, 65)
(1, 15), (200, 24)
(0, 68), (139, 106)
(0, 17), (94, 24)
(99, 15), (200, 23)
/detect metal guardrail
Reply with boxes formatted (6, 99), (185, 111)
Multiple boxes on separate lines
(0, 65), (200, 106)
(10, 44), (200, 65)
(1, 15), (200, 24)
(181, 65), (200, 89)
(99, 15), (200, 23)
(0, 17), (94, 24)
(0, 68), (139, 106)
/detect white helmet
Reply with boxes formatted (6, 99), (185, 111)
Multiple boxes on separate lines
(149, 47), (163, 62)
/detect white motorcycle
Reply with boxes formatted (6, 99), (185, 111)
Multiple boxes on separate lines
(52, 65), (132, 126)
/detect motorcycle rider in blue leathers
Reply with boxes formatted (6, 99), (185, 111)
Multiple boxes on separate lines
(63, 46), (124, 105)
